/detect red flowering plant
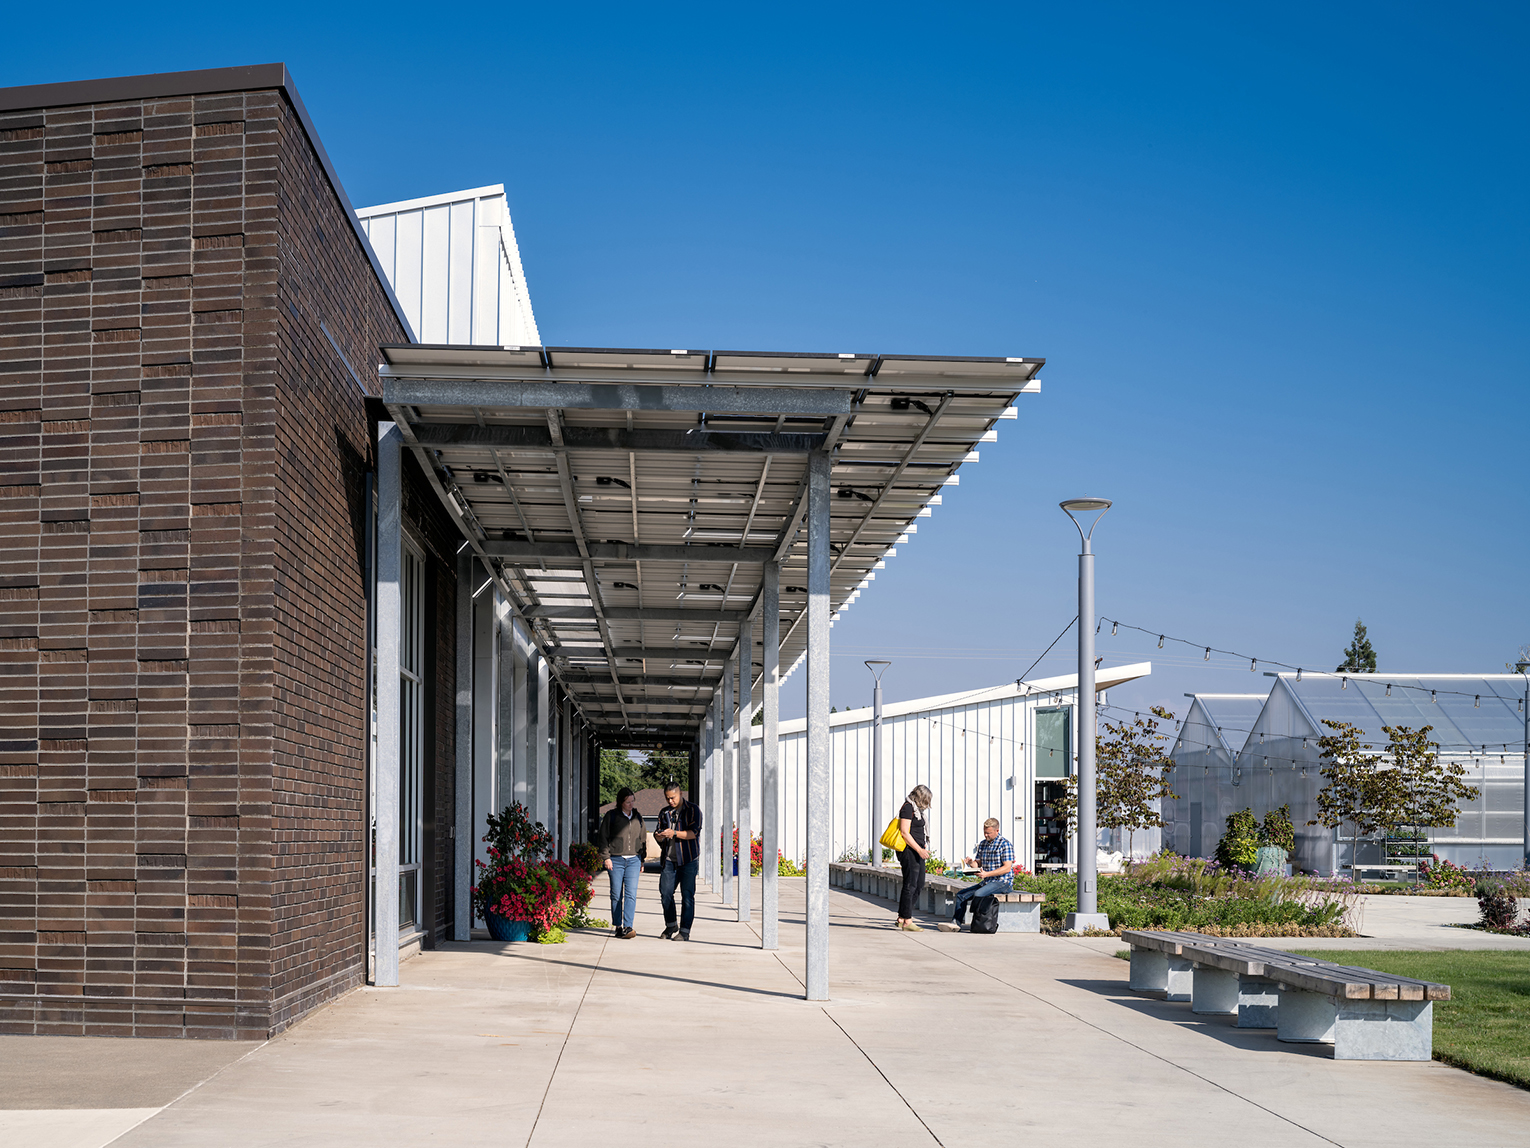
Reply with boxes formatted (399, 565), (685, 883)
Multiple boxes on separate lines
(470, 804), (600, 940)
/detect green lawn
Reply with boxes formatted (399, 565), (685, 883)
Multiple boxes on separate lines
(1288, 950), (1530, 1089)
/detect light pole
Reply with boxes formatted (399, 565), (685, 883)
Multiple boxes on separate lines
(865, 660), (892, 867)
(1517, 649), (1529, 869)
(1060, 497), (1112, 932)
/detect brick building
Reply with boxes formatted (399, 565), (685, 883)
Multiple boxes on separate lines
(1, 64), (1042, 1036)
(0, 65), (487, 1039)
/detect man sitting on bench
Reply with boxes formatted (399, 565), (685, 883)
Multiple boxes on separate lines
(951, 818), (1016, 929)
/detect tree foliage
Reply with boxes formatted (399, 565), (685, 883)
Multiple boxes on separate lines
(1310, 720), (1479, 871)
(1336, 618), (1378, 673)
(1096, 706), (1179, 856)
(598, 748), (690, 805)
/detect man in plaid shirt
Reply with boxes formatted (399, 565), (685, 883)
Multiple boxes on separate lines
(951, 818), (1017, 929)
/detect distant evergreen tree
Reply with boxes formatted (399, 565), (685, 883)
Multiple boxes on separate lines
(1336, 619), (1378, 673)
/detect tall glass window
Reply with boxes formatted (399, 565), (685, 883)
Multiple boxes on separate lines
(1034, 706), (1072, 778)
(398, 543), (424, 930)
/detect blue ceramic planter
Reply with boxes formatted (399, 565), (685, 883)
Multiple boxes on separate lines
(486, 912), (532, 942)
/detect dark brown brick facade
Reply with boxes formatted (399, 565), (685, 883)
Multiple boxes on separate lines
(0, 73), (458, 1039)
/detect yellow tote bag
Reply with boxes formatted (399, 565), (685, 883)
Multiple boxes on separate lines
(878, 817), (906, 852)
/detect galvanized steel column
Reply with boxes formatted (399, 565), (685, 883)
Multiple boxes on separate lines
(452, 550), (474, 941)
(701, 700), (715, 890)
(805, 452), (831, 1000)
(374, 424), (402, 986)
(737, 616), (754, 923)
(761, 561), (781, 949)
(710, 694), (723, 893)
(1076, 544), (1098, 917)
(721, 656), (735, 907)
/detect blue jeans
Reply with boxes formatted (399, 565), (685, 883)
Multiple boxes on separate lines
(659, 857), (698, 932)
(607, 855), (641, 930)
(953, 875), (1013, 923)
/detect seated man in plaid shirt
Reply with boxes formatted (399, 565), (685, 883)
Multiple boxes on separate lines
(951, 818), (1016, 929)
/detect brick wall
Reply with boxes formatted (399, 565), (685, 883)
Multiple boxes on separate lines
(0, 78), (458, 1039)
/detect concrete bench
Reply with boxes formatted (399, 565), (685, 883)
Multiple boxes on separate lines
(1120, 930), (1449, 1061)
(828, 863), (1045, 931)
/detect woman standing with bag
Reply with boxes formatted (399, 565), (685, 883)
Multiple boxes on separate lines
(893, 784), (933, 931)
(598, 787), (647, 938)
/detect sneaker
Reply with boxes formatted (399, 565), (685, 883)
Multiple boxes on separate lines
(899, 921), (924, 931)
(936, 922), (961, 933)
(675, 930), (690, 942)
(661, 924), (678, 940)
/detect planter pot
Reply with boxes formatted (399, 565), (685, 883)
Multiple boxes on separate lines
(486, 912), (532, 942)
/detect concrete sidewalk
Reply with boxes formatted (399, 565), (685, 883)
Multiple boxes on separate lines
(3, 879), (1528, 1147)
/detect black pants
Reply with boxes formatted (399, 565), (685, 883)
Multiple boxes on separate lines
(897, 846), (925, 918)
(660, 858), (698, 931)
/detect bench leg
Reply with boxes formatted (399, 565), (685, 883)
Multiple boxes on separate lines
(1191, 966), (1239, 1015)
(1129, 948), (1168, 994)
(1165, 955), (1194, 1002)
(994, 904), (1041, 933)
(1277, 989), (1336, 1044)
(1237, 975), (1280, 1028)
(1334, 1000), (1432, 1061)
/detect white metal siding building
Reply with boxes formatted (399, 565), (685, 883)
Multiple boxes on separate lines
(357, 185), (540, 347)
(745, 663), (1151, 870)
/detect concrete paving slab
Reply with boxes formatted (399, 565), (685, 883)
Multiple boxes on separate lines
(6, 877), (1528, 1147)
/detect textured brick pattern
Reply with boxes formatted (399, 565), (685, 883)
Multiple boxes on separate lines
(0, 83), (457, 1039)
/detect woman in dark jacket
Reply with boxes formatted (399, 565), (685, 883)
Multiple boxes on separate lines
(597, 787), (646, 938)
(894, 784), (933, 931)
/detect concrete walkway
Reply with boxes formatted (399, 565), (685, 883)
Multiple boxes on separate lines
(4, 880), (1528, 1147)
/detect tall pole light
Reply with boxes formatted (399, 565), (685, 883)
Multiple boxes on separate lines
(865, 661), (892, 867)
(1517, 649), (1529, 868)
(1060, 497), (1112, 932)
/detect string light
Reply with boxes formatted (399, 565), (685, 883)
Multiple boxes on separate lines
(1296, 668), (1302, 681)
(1250, 658), (1257, 672)
(1111, 621), (1117, 636)
(1475, 695), (1480, 708)
(1385, 684), (1391, 696)
(1158, 635), (1165, 649)
(1203, 647), (1210, 660)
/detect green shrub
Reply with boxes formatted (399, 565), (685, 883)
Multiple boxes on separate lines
(1214, 808), (1261, 870)
(1260, 805), (1295, 852)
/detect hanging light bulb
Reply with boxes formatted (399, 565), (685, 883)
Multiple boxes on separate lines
(1474, 695), (1480, 708)
(1204, 647), (1210, 661)
(1158, 635), (1164, 649)
(1095, 619), (1102, 634)
(1259, 731), (1265, 744)
(1250, 658), (1257, 672)
(1385, 683), (1391, 696)
(1431, 690), (1437, 703)
(1341, 677), (1347, 689)
(1300, 763), (1308, 778)
(1111, 621), (1117, 636)
(1296, 668), (1303, 682)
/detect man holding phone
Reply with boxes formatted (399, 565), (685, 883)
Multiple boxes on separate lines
(946, 818), (1016, 931)
(655, 782), (702, 941)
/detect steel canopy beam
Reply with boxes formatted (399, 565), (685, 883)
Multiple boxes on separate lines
(525, 605), (747, 623)
(484, 540), (777, 564)
(383, 377), (855, 416)
(413, 423), (828, 455)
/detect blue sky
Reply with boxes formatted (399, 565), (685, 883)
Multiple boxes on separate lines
(7, 3), (1527, 726)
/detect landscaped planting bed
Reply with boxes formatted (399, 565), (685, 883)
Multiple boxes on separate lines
(1016, 856), (1360, 937)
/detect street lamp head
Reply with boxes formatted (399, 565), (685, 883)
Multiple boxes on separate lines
(1060, 497), (1112, 547)
(864, 659), (892, 681)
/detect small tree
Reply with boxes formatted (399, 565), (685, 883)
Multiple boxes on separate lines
(1336, 619), (1378, 673)
(1214, 808), (1261, 869)
(1310, 720), (1387, 875)
(1386, 724), (1478, 859)
(1095, 706), (1178, 859)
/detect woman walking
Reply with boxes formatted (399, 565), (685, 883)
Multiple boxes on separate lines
(598, 787), (647, 938)
(894, 784), (933, 931)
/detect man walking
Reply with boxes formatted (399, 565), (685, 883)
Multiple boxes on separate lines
(947, 818), (1016, 931)
(655, 782), (702, 941)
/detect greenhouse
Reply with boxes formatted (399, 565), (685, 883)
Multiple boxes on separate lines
(1161, 694), (1269, 861)
(1164, 673), (1528, 875)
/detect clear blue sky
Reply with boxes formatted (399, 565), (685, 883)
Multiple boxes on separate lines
(8, 3), (1527, 726)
